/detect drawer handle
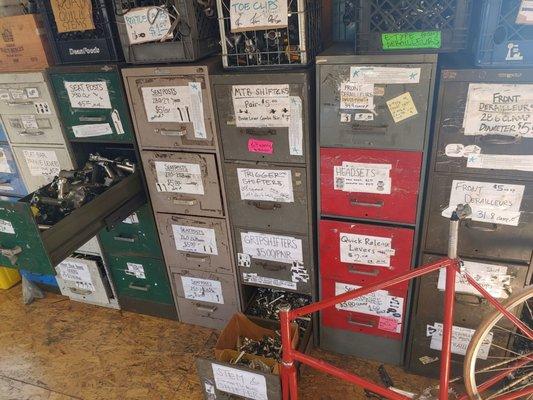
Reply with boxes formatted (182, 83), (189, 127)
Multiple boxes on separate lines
(242, 128), (276, 136)
(455, 293), (484, 306)
(156, 128), (187, 137)
(69, 287), (92, 295)
(195, 304), (217, 313)
(128, 282), (150, 292)
(186, 253), (209, 262)
(465, 220), (499, 232)
(0, 179), (11, 184)
(260, 262), (286, 271)
(0, 245), (22, 265)
(78, 116), (106, 122)
(350, 199), (384, 208)
(113, 235), (136, 243)
(480, 135), (521, 145)
(248, 200), (281, 211)
(172, 198), (198, 206)
(347, 315), (375, 328)
(348, 265), (381, 276)
(19, 130), (45, 136)
(350, 125), (388, 134)
(7, 101), (34, 106)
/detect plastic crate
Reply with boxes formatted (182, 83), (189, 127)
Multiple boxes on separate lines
(476, 0), (533, 66)
(354, 0), (473, 53)
(332, 0), (356, 42)
(37, 0), (123, 64)
(216, 0), (323, 68)
(113, 0), (219, 63)
(0, 266), (20, 289)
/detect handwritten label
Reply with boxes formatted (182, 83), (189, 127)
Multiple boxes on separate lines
(387, 92), (418, 123)
(22, 150), (60, 177)
(232, 84), (290, 127)
(0, 149), (11, 173)
(427, 323), (493, 359)
(50, 0), (95, 33)
(467, 153), (533, 172)
(212, 363), (267, 400)
(334, 161), (392, 194)
(382, 31), (441, 50)
(340, 82), (374, 110)
(154, 161), (204, 195)
(0, 219), (15, 234)
(517, 0), (533, 24)
(379, 317), (399, 332)
(122, 213), (139, 224)
(25, 87), (39, 98)
(72, 123), (113, 138)
(248, 138), (273, 154)
(65, 81), (111, 109)
(142, 86), (192, 123)
(9, 89), (26, 100)
(340, 113), (352, 122)
(237, 168), (294, 203)
(242, 272), (297, 290)
(441, 180), (524, 226)
(445, 144), (481, 158)
(229, 0), (288, 33)
(354, 112), (374, 121)
(126, 262), (146, 279)
(350, 67), (421, 84)
(339, 233), (396, 267)
(57, 259), (95, 292)
(20, 115), (38, 130)
(182, 276), (224, 304)
(172, 224), (218, 255)
(463, 84), (533, 137)
(188, 82), (208, 139)
(289, 96), (303, 156)
(241, 231), (303, 264)
(34, 102), (51, 115)
(124, 7), (172, 44)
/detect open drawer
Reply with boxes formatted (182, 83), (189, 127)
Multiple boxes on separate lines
(0, 171), (145, 275)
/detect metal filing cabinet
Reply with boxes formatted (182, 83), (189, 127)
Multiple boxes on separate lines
(317, 51), (438, 365)
(407, 68), (533, 376)
(122, 61), (239, 329)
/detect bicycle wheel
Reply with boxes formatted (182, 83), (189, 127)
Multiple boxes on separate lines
(463, 285), (533, 399)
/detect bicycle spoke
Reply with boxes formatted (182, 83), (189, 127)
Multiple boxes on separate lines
(492, 324), (531, 341)
(486, 371), (533, 400)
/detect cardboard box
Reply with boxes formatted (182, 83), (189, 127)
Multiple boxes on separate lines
(0, 14), (53, 72)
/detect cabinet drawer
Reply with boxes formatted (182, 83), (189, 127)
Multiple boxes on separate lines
(318, 61), (435, 151)
(234, 227), (314, 295)
(98, 203), (161, 258)
(320, 220), (413, 289)
(0, 73), (54, 115)
(424, 174), (533, 263)
(123, 68), (216, 151)
(321, 277), (407, 340)
(49, 66), (134, 143)
(320, 147), (422, 224)
(225, 162), (310, 234)
(0, 144), (26, 197)
(141, 151), (223, 217)
(156, 213), (233, 275)
(76, 236), (102, 257)
(172, 268), (239, 330)
(213, 79), (309, 164)
(3, 113), (64, 145)
(107, 255), (173, 305)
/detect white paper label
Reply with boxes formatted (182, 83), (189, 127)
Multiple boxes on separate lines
(72, 123), (113, 138)
(9, 89), (26, 100)
(241, 231), (303, 264)
(463, 84), (533, 137)
(517, 0), (533, 24)
(172, 224), (218, 255)
(229, 0), (288, 33)
(340, 82), (374, 110)
(242, 273), (297, 290)
(64, 81), (112, 109)
(188, 82), (208, 139)
(238, 253), (251, 267)
(212, 363), (267, 400)
(154, 161), (204, 195)
(444, 144), (481, 158)
(354, 112), (374, 121)
(0, 90), (10, 101)
(122, 213), (139, 224)
(339, 233), (396, 267)
(340, 113), (352, 122)
(0, 219), (15, 234)
(181, 276), (224, 304)
(350, 67), (421, 84)
(289, 96), (303, 156)
(34, 102), (51, 115)
(335, 282), (404, 332)
(232, 84), (290, 127)
(441, 180), (525, 226)
(126, 262), (146, 279)
(124, 7), (172, 44)
(0, 149), (11, 173)
(427, 323), (493, 359)
(334, 162), (392, 194)
(111, 109), (125, 135)
(25, 87), (39, 98)
(437, 261), (511, 299)
(142, 86), (192, 123)
(23, 149), (61, 177)
(57, 260), (95, 292)
(237, 168), (294, 203)
(467, 153), (533, 172)
(20, 115), (38, 130)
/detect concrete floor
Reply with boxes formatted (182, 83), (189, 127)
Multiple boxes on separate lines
(0, 285), (437, 399)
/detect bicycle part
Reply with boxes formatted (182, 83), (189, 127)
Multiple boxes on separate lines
(463, 285), (533, 399)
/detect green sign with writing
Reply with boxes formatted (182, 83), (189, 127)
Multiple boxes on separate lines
(381, 31), (442, 50)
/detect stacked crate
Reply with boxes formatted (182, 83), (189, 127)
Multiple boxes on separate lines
(122, 61), (239, 329)
(316, 51), (438, 365)
(407, 68), (533, 377)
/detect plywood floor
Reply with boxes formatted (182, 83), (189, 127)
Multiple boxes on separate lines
(0, 285), (436, 400)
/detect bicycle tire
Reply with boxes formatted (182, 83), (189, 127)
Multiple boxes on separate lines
(463, 285), (533, 399)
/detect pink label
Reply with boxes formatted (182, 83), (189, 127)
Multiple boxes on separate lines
(248, 139), (273, 154)
(378, 317), (399, 333)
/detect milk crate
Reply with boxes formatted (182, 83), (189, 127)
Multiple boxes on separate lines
(216, 0), (323, 68)
(476, 0), (533, 66)
(114, 0), (219, 63)
(332, 0), (356, 42)
(354, 0), (473, 53)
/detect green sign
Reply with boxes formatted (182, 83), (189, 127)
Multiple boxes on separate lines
(381, 31), (442, 50)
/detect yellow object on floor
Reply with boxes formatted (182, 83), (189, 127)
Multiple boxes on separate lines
(0, 266), (20, 289)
